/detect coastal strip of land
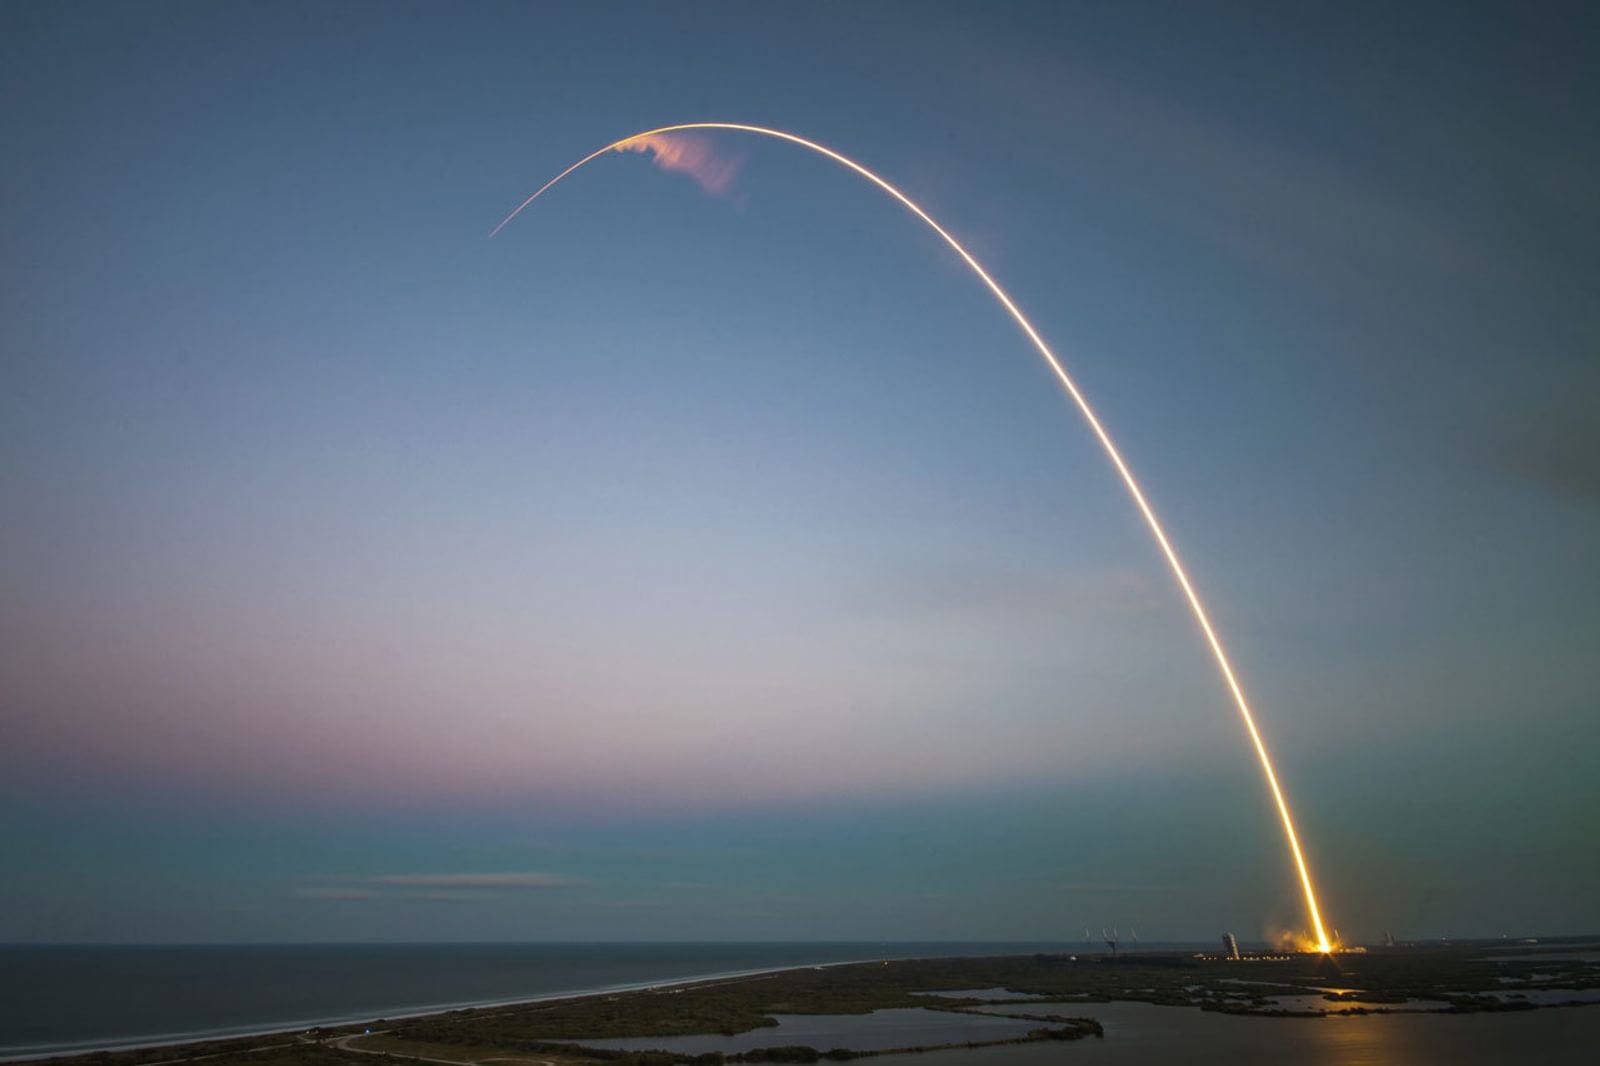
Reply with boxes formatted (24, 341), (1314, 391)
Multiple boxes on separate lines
(12, 941), (1599, 1066)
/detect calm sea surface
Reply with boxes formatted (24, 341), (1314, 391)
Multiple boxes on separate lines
(0, 941), (1071, 1059)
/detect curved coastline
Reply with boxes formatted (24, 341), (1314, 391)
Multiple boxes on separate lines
(1, 963), (835, 1062)
(2, 945), (1057, 1063)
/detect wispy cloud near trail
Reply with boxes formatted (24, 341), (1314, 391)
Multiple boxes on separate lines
(617, 132), (744, 195)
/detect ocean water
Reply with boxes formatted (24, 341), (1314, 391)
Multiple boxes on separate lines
(0, 941), (1082, 1059)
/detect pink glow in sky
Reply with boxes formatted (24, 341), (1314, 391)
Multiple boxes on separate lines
(618, 132), (745, 196)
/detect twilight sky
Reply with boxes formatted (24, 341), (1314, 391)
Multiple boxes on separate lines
(2, 0), (1596, 944)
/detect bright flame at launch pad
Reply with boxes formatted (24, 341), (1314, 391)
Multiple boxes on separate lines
(492, 122), (1335, 954)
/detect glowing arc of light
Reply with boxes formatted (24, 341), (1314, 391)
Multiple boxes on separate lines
(492, 122), (1333, 953)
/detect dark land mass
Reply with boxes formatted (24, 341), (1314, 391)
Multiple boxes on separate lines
(19, 939), (1599, 1066)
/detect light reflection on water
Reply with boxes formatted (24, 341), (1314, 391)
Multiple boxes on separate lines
(958, 1000), (1600, 1065)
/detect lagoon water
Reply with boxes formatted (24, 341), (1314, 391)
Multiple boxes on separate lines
(968, 1000), (1600, 1065)
(588, 999), (1600, 1065)
(0, 941), (1070, 1059)
(577, 1007), (1047, 1055)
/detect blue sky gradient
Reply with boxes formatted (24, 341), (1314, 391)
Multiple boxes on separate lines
(2, 0), (1596, 943)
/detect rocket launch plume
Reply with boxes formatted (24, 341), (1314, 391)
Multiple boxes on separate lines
(618, 131), (744, 196)
(491, 123), (1335, 953)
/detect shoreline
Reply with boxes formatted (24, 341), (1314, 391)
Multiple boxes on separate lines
(1, 950), (997, 1064)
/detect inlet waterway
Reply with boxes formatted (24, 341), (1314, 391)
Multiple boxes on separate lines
(576, 999), (1600, 1065)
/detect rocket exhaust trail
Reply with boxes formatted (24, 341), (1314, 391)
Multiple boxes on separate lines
(492, 123), (1334, 953)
